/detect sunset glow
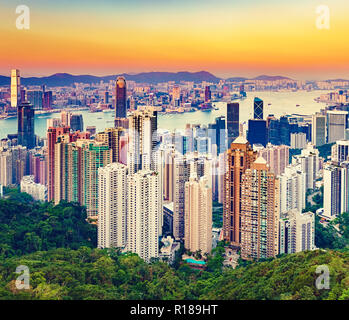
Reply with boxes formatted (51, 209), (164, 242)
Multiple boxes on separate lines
(0, 0), (348, 79)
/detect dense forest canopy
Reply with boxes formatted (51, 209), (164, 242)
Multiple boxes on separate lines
(0, 188), (348, 300)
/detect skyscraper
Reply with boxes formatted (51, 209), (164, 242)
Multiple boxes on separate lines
(292, 143), (319, 190)
(60, 110), (71, 127)
(127, 109), (158, 174)
(20, 175), (47, 202)
(11, 69), (21, 108)
(17, 101), (35, 149)
(247, 119), (267, 147)
(115, 76), (127, 119)
(323, 161), (349, 220)
(327, 110), (348, 143)
(290, 132), (307, 149)
(54, 136), (81, 204)
(27, 91), (43, 110)
(80, 142), (112, 218)
(172, 152), (212, 240)
(312, 113), (326, 146)
(70, 114), (84, 132)
(223, 136), (257, 246)
(96, 127), (125, 163)
(43, 91), (53, 110)
(47, 126), (71, 201)
(127, 170), (162, 262)
(253, 97), (263, 120)
(258, 143), (289, 176)
(279, 209), (315, 254)
(280, 116), (290, 146)
(208, 116), (226, 155)
(162, 145), (176, 202)
(184, 174), (212, 254)
(104, 91), (110, 104)
(0, 146), (29, 186)
(268, 117), (281, 145)
(332, 140), (349, 163)
(173, 154), (191, 240)
(53, 131), (92, 204)
(98, 163), (128, 249)
(226, 103), (239, 147)
(204, 86), (211, 102)
(29, 150), (47, 185)
(240, 157), (279, 260)
(279, 164), (306, 214)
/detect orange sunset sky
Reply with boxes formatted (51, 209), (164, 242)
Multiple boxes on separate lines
(0, 0), (348, 79)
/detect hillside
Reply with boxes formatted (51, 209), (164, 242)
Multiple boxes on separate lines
(0, 188), (97, 258)
(0, 72), (296, 86)
(1, 189), (349, 300)
(0, 247), (348, 300)
(0, 71), (221, 86)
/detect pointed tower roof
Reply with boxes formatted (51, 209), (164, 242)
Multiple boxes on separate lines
(254, 156), (267, 164)
(233, 135), (248, 144)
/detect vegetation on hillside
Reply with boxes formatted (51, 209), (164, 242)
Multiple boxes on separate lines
(1, 189), (349, 300)
(0, 247), (348, 300)
(212, 201), (223, 228)
(289, 143), (334, 163)
(0, 189), (96, 258)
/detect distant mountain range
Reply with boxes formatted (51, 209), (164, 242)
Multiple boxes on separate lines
(0, 71), (294, 87)
(225, 75), (292, 82)
(251, 75), (292, 81)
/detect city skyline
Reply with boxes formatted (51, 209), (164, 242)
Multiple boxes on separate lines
(1, 1), (349, 304)
(1, 0), (349, 79)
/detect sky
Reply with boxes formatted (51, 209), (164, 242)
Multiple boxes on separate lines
(0, 0), (348, 79)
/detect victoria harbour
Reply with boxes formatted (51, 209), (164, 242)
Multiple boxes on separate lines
(0, 90), (328, 139)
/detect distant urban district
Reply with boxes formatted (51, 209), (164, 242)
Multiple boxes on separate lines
(0, 70), (349, 300)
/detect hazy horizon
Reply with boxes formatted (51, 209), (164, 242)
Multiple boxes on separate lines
(2, 70), (349, 82)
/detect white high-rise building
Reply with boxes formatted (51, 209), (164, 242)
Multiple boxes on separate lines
(152, 148), (164, 236)
(291, 132), (307, 149)
(327, 110), (348, 143)
(46, 118), (62, 131)
(0, 149), (13, 186)
(217, 152), (227, 204)
(323, 161), (349, 220)
(127, 109), (157, 175)
(279, 164), (306, 214)
(258, 143), (289, 176)
(292, 143), (319, 190)
(211, 155), (219, 202)
(279, 209), (315, 254)
(20, 175), (47, 201)
(60, 110), (71, 127)
(172, 152), (212, 240)
(98, 163), (128, 249)
(127, 170), (161, 262)
(331, 140), (349, 163)
(184, 175), (212, 254)
(0, 146), (28, 186)
(11, 69), (21, 108)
